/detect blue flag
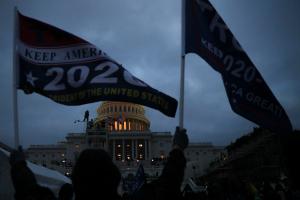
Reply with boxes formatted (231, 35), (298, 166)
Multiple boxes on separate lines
(184, 0), (292, 133)
(133, 163), (146, 192)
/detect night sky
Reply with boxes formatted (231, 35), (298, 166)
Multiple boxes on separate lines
(1, 0), (299, 148)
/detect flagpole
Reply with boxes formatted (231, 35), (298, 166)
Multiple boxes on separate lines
(179, 0), (186, 129)
(12, 6), (20, 148)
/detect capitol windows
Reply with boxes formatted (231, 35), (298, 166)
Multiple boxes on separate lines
(137, 140), (145, 160)
(115, 140), (122, 160)
(124, 121), (127, 130)
(117, 154), (121, 160)
(118, 121), (122, 130)
(114, 121), (118, 130)
(115, 106), (117, 112)
(124, 106), (127, 112)
(125, 140), (132, 161)
(110, 106), (113, 112)
(127, 120), (131, 131)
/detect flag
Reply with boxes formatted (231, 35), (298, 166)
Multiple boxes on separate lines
(133, 163), (146, 192)
(117, 113), (124, 124)
(17, 12), (178, 117)
(121, 164), (145, 194)
(184, 0), (292, 133)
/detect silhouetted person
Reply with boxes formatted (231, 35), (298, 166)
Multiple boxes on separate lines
(58, 183), (73, 200)
(10, 147), (57, 200)
(71, 148), (122, 200)
(262, 181), (279, 200)
(132, 126), (189, 200)
(83, 110), (89, 122)
(87, 119), (94, 129)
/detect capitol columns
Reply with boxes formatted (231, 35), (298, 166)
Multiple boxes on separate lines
(112, 139), (115, 161)
(122, 139), (125, 160)
(148, 139), (152, 161)
(135, 139), (138, 160)
(145, 139), (148, 160)
(131, 139), (134, 161)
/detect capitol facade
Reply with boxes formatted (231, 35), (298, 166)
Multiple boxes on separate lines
(26, 101), (224, 177)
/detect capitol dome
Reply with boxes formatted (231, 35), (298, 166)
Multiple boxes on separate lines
(95, 101), (150, 132)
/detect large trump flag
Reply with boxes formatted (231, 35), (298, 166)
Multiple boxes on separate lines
(184, 0), (292, 132)
(16, 12), (177, 117)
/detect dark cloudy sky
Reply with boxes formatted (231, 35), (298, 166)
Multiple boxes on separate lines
(1, 0), (299, 148)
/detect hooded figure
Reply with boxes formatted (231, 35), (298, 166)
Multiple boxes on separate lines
(72, 149), (121, 200)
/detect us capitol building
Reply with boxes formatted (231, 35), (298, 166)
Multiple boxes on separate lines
(26, 101), (224, 178)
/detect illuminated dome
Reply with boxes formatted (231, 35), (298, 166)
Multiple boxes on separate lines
(95, 101), (150, 132)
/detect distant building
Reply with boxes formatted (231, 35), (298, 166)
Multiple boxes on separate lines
(26, 101), (224, 178)
(185, 143), (224, 178)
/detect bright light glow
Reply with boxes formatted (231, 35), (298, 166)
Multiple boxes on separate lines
(114, 121), (118, 130)
(138, 144), (143, 147)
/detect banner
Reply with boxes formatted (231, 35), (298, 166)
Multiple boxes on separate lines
(122, 164), (145, 194)
(185, 0), (292, 132)
(133, 163), (146, 192)
(17, 12), (177, 117)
